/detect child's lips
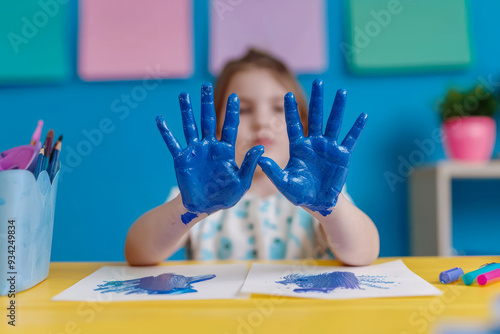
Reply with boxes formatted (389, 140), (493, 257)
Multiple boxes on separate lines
(254, 138), (274, 147)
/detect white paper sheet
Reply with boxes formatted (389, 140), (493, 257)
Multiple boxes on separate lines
(52, 263), (249, 302)
(241, 260), (443, 299)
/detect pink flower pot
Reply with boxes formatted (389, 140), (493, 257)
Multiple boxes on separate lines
(442, 116), (496, 163)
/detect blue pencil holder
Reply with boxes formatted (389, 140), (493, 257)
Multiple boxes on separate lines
(0, 169), (60, 296)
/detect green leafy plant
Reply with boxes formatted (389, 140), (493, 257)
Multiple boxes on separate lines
(439, 85), (498, 121)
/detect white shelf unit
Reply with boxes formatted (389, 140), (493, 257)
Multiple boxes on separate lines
(410, 160), (500, 256)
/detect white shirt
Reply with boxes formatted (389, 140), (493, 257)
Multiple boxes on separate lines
(168, 187), (352, 260)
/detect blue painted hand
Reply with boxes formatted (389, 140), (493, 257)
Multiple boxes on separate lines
(258, 79), (368, 216)
(156, 83), (264, 223)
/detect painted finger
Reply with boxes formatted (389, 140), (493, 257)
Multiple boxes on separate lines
(308, 79), (324, 137)
(200, 82), (216, 139)
(257, 156), (288, 192)
(284, 92), (304, 143)
(179, 92), (199, 145)
(221, 93), (240, 146)
(325, 89), (347, 139)
(238, 145), (264, 184)
(341, 112), (368, 152)
(156, 115), (182, 157)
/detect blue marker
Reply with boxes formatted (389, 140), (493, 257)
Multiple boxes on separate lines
(439, 267), (464, 284)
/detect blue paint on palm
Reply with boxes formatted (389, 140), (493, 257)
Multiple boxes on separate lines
(95, 273), (216, 295)
(156, 83), (264, 224)
(258, 79), (368, 216)
(276, 271), (393, 293)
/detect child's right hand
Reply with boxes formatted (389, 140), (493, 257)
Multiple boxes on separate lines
(156, 83), (264, 222)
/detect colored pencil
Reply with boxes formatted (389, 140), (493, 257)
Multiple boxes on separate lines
(48, 139), (61, 182)
(49, 135), (62, 164)
(34, 148), (44, 179)
(42, 130), (54, 170)
(43, 129), (54, 158)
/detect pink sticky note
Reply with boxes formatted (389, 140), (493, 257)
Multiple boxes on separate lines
(78, 0), (192, 81)
(210, 0), (327, 75)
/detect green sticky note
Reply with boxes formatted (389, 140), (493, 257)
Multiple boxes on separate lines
(345, 0), (472, 74)
(0, 0), (69, 84)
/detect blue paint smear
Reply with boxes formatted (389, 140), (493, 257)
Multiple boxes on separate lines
(276, 272), (394, 293)
(181, 212), (198, 225)
(95, 273), (215, 295)
(0, 198), (4, 205)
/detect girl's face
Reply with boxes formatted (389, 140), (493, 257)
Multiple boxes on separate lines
(221, 69), (291, 176)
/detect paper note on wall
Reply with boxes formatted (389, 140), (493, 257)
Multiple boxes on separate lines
(210, 0), (327, 75)
(0, 0), (70, 84)
(346, 0), (472, 74)
(78, 0), (193, 81)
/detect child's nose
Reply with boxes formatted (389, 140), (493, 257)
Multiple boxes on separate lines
(252, 107), (272, 130)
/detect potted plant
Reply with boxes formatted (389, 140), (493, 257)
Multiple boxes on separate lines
(439, 85), (498, 163)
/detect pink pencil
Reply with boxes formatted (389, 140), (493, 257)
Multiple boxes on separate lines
(30, 120), (44, 145)
(477, 268), (500, 286)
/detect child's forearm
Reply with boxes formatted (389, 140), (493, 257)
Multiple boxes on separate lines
(125, 194), (206, 266)
(306, 194), (379, 266)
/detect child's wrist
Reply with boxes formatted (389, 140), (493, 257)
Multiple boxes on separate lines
(170, 194), (209, 225)
(304, 193), (346, 221)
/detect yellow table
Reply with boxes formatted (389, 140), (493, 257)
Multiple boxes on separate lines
(1, 257), (499, 334)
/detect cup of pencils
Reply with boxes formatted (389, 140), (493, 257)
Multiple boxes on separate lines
(0, 120), (62, 295)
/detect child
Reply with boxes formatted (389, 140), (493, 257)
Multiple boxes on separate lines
(125, 49), (379, 266)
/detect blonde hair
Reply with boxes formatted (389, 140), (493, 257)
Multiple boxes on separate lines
(214, 49), (308, 135)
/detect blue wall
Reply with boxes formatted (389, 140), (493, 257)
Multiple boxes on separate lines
(1, 0), (499, 261)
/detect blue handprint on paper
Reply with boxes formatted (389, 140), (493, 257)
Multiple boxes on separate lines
(258, 79), (367, 216)
(157, 83), (264, 224)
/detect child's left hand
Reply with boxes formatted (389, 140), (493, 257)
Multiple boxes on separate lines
(258, 79), (367, 216)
